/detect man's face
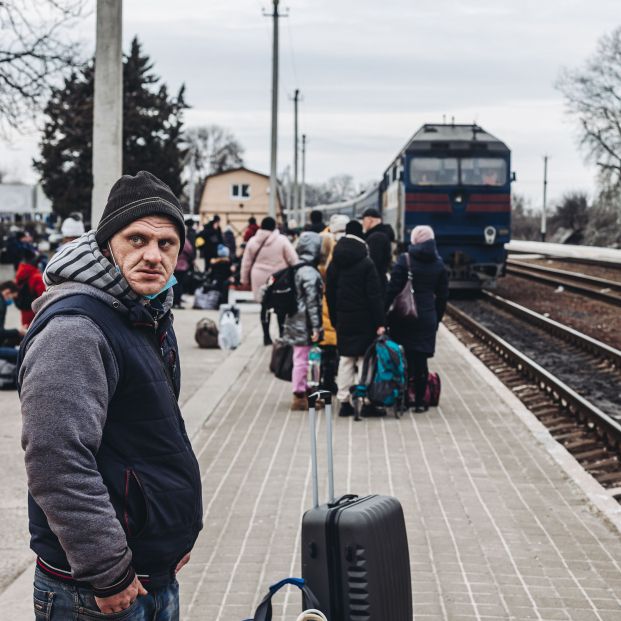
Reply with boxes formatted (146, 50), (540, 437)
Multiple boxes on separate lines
(107, 216), (180, 297)
(362, 216), (380, 232)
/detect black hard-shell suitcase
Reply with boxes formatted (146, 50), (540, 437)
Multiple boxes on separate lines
(301, 391), (412, 620)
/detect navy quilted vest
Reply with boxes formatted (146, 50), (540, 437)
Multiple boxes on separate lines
(18, 294), (203, 585)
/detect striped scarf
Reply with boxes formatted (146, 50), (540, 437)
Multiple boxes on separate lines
(44, 231), (141, 305)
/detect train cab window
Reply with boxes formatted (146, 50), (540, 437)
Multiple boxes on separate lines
(461, 158), (507, 186)
(410, 157), (458, 185)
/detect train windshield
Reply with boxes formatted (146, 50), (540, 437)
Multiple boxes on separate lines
(410, 158), (459, 185)
(461, 157), (507, 186)
(409, 157), (508, 186)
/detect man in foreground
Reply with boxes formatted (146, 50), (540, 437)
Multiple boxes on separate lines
(19, 171), (203, 620)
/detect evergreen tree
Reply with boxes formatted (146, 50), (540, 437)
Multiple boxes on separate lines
(34, 37), (187, 221)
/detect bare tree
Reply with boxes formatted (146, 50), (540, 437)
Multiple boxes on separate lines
(584, 188), (621, 247)
(557, 27), (621, 188)
(511, 194), (540, 241)
(550, 191), (590, 232)
(304, 174), (358, 206)
(0, 0), (86, 136)
(183, 125), (245, 178)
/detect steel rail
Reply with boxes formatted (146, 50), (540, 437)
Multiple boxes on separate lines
(507, 259), (621, 292)
(506, 261), (621, 307)
(481, 291), (621, 369)
(446, 303), (621, 451)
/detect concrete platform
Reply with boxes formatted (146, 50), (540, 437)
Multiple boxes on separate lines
(179, 327), (621, 621)
(1, 297), (621, 620)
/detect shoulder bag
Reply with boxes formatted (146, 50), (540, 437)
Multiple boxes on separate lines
(238, 234), (270, 292)
(388, 253), (418, 321)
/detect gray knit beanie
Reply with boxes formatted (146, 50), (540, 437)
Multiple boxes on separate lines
(95, 171), (185, 249)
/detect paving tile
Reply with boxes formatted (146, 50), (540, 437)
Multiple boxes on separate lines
(3, 306), (621, 621)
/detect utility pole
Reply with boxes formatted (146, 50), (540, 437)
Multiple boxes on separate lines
(301, 133), (307, 223)
(292, 88), (300, 223)
(264, 0), (287, 219)
(92, 0), (123, 227)
(188, 147), (196, 215)
(541, 155), (549, 242)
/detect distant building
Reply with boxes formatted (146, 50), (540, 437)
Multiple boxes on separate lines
(0, 184), (52, 224)
(198, 167), (283, 238)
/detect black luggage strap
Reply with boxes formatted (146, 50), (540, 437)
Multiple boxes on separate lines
(246, 577), (321, 621)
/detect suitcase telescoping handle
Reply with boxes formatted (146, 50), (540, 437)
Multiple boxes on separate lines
(308, 390), (334, 509)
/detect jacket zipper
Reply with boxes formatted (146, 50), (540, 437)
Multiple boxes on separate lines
(146, 329), (203, 522)
(123, 469), (132, 536)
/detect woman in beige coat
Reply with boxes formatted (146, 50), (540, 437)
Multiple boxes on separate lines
(240, 217), (298, 344)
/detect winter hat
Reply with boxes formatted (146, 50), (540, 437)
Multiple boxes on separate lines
(411, 225), (434, 245)
(345, 220), (364, 238)
(261, 216), (276, 231)
(361, 207), (381, 219)
(95, 171), (185, 249)
(329, 214), (349, 236)
(61, 217), (85, 238)
(217, 243), (230, 258)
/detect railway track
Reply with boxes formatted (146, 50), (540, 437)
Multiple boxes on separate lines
(446, 297), (621, 497)
(506, 259), (621, 307)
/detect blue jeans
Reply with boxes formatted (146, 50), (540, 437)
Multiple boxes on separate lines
(33, 567), (179, 621)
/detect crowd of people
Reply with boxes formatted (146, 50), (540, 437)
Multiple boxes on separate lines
(2, 202), (450, 415)
(236, 207), (450, 415)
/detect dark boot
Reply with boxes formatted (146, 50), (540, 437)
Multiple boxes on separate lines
(262, 321), (273, 346)
(339, 402), (355, 417)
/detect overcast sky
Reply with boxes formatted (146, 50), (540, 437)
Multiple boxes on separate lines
(1, 0), (620, 209)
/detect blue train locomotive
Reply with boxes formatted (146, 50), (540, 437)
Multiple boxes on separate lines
(313, 123), (513, 288)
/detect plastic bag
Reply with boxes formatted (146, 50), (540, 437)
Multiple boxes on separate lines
(193, 287), (220, 310)
(296, 611), (327, 621)
(218, 306), (242, 350)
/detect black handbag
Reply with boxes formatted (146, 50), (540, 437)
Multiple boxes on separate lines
(388, 253), (418, 322)
(270, 340), (293, 381)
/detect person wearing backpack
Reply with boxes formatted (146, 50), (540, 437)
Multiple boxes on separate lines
(282, 232), (324, 411)
(15, 248), (46, 327)
(240, 217), (298, 345)
(326, 220), (385, 417)
(385, 225), (449, 412)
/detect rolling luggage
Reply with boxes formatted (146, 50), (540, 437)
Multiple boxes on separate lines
(425, 371), (441, 407)
(407, 371), (441, 408)
(270, 340), (294, 381)
(301, 391), (412, 621)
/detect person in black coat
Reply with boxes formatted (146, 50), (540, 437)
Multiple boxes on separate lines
(385, 225), (449, 412)
(197, 215), (223, 270)
(362, 208), (394, 294)
(326, 220), (385, 417)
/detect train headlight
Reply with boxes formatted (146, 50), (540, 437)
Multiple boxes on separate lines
(484, 226), (497, 245)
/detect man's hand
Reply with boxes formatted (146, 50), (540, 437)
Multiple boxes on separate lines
(376, 326), (386, 336)
(311, 330), (320, 343)
(175, 552), (191, 574)
(95, 576), (147, 614)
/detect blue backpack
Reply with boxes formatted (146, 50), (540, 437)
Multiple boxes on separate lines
(354, 336), (407, 408)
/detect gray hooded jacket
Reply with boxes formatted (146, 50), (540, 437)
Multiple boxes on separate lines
(20, 231), (174, 590)
(282, 232), (323, 346)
